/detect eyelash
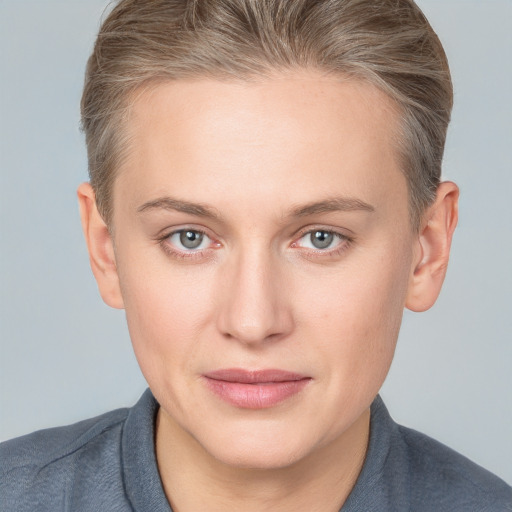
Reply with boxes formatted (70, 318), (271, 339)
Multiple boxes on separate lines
(292, 228), (353, 259)
(157, 227), (353, 261)
(157, 228), (218, 261)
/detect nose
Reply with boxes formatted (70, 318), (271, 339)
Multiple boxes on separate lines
(216, 245), (294, 346)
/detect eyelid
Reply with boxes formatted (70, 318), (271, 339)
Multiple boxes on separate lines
(292, 225), (352, 243)
(155, 224), (353, 261)
(293, 231), (344, 248)
(155, 223), (217, 241)
(157, 225), (222, 260)
(290, 226), (353, 257)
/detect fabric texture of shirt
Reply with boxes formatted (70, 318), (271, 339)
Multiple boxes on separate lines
(1, 389), (511, 511)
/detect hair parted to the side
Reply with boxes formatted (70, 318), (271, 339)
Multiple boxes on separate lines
(81, 0), (452, 230)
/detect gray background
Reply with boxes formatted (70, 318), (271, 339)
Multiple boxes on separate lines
(1, 0), (511, 484)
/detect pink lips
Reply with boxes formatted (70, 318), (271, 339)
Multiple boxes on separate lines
(203, 369), (311, 409)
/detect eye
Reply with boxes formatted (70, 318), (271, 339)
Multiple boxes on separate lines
(295, 230), (345, 250)
(168, 229), (211, 251)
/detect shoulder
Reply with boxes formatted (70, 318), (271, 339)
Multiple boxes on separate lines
(0, 407), (129, 470)
(0, 406), (129, 511)
(395, 423), (512, 511)
(351, 396), (512, 511)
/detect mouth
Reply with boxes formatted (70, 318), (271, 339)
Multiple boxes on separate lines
(202, 369), (312, 409)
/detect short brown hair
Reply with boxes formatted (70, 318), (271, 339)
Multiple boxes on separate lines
(81, 0), (452, 229)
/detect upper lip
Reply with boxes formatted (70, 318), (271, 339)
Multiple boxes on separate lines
(204, 368), (310, 384)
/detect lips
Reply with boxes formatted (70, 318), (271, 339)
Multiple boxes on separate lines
(203, 369), (311, 409)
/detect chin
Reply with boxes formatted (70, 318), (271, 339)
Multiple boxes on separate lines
(195, 423), (318, 470)
(211, 443), (309, 470)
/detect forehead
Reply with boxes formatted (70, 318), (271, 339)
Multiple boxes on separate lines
(115, 72), (408, 221)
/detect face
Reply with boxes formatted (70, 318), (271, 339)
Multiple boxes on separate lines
(110, 72), (418, 468)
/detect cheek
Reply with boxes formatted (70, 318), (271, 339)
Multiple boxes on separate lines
(297, 245), (412, 389)
(118, 258), (217, 387)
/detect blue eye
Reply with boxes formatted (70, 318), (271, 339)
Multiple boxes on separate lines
(168, 230), (210, 251)
(297, 230), (344, 250)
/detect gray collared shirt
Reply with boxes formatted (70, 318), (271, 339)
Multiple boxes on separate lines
(1, 389), (511, 511)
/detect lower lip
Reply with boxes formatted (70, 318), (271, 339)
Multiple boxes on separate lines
(203, 378), (310, 409)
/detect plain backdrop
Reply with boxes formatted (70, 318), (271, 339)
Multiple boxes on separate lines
(1, 0), (511, 484)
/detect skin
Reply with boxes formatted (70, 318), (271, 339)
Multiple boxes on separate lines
(78, 71), (458, 512)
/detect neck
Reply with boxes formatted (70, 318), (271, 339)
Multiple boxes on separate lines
(155, 408), (370, 512)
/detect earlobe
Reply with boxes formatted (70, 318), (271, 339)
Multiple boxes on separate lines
(405, 181), (459, 312)
(77, 183), (124, 309)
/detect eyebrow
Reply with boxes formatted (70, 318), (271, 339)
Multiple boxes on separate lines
(137, 197), (220, 220)
(137, 195), (375, 220)
(290, 197), (375, 217)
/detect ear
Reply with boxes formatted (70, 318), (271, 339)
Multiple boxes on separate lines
(77, 182), (124, 309)
(406, 181), (459, 312)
